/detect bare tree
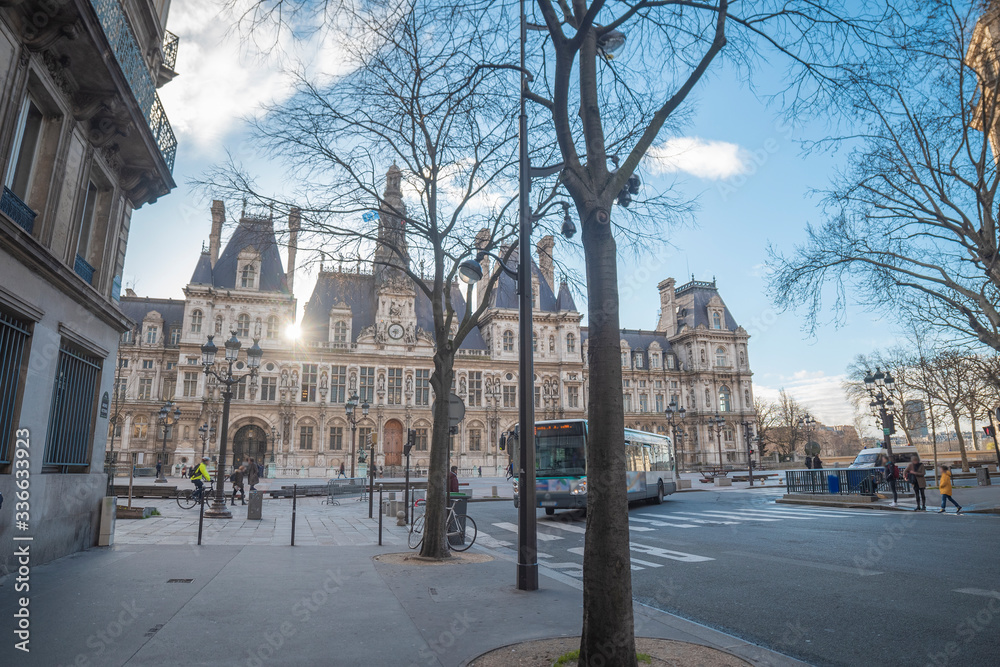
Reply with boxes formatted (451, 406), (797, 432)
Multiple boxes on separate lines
(910, 351), (974, 471)
(200, 3), (563, 558)
(845, 348), (921, 445)
(769, 2), (1000, 352)
(753, 396), (779, 460)
(773, 389), (808, 460)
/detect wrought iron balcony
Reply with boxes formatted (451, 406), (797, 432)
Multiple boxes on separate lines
(89, 0), (177, 171)
(162, 30), (179, 70)
(75, 254), (96, 285)
(1, 186), (37, 234)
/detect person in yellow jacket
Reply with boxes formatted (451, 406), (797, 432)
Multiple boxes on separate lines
(937, 465), (963, 514)
(189, 457), (212, 502)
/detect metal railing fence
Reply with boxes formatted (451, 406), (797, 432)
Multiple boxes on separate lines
(785, 469), (912, 495)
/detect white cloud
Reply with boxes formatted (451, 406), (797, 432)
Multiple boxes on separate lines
(643, 137), (749, 180)
(756, 371), (857, 426)
(159, 0), (351, 151)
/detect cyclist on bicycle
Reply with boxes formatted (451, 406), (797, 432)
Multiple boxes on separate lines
(189, 457), (211, 501)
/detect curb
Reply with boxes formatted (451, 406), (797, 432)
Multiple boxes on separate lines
(776, 498), (913, 512)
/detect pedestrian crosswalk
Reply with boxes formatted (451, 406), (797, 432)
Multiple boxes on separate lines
(473, 505), (876, 576)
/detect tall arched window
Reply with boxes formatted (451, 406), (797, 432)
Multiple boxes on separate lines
(132, 416), (148, 439)
(333, 320), (348, 343)
(712, 312), (722, 329)
(566, 333), (576, 353)
(503, 330), (515, 351)
(266, 316), (278, 339)
(719, 386), (732, 412)
(715, 347), (727, 366)
(237, 314), (251, 337)
(190, 309), (203, 333)
(240, 264), (257, 288)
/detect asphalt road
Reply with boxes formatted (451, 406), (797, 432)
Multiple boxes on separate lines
(468, 489), (1000, 666)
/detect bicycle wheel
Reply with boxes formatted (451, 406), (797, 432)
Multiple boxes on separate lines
(449, 515), (477, 552)
(408, 515), (425, 550)
(177, 489), (196, 510)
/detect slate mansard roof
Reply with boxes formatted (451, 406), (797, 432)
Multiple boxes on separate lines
(674, 279), (739, 332)
(301, 271), (488, 350)
(189, 216), (289, 294)
(119, 297), (187, 334)
(489, 254), (577, 313)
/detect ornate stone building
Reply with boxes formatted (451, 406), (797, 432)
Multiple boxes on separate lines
(116, 173), (755, 476)
(0, 0), (178, 569)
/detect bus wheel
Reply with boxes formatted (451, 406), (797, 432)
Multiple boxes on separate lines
(545, 507), (555, 516)
(653, 480), (664, 505)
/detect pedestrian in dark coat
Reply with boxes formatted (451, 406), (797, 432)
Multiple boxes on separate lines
(246, 458), (260, 491)
(230, 467), (246, 505)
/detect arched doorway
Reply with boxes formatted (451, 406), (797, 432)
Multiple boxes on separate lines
(232, 424), (268, 468)
(384, 419), (403, 466)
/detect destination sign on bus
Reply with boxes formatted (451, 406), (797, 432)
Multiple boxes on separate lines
(536, 422), (585, 436)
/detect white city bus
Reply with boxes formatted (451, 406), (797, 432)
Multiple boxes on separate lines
(504, 419), (677, 515)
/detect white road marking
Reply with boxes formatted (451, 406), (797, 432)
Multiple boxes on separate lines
(735, 509), (817, 520)
(629, 517), (700, 528)
(629, 542), (715, 563)
(541, 521), (587, 534)
(692, 511), (781, 522)
(630, 557), (664, 568)
(645, 513), (740, 526)
(954, 588), (1000, 600)
(475, 533), (512, 549)
(492, 522), (562, 541)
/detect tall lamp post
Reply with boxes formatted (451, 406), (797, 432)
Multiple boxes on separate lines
(798, 412), (816, 463)
(155, 401), (181, 483)
(197, 422), (215, 460)
(270, 426), (277, 463)
(200, 332), (263, 519)
(740, 419), (756, 486)
(863, 368), (896, 456)
(708, 413), (726, 469)
(345, 392), (370, 478)
(665, 399), (686, 469)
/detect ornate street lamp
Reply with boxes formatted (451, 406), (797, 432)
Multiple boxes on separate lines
(864, 367), (896, 456)
(270, 426), (277, 466)
(200, 333), (262, 518)
(345, 391), (370, 478)
(665, 399), (686, 469)
(197, 422), (215, 460)
(155, 401), (181, 483)
(708, 413), (726, 469)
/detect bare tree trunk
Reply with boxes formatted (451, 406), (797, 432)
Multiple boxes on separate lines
(420, 350), (455, 558)
(579, 210), (636, 667)
(948, 407), (970, 472)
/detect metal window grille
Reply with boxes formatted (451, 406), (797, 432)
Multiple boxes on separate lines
(0, 310), (31, 464)
(44, 343), (101, 469)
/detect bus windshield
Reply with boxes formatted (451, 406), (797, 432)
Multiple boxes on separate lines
(536, 423), (586, 476)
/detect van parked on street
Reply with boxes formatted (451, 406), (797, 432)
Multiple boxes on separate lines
(848, 445), (918, 469)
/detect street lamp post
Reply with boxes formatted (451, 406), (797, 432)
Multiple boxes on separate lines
(863, 368), (896, 456)
(200, 332), (263, 519)
(740, 419), (756, 486)
(665, 399), (686, 469)
(345, 392), (370, 478)
(708, 414), (726, 469)
(270, 426), (277, 464)
(155, 401), (181, 483)
(798, 412), (816, 464)
(197, 422), (215, 460)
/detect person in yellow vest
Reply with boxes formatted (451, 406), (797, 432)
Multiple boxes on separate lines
(189, 457), (212, 503)
(937, 465), (963, 514)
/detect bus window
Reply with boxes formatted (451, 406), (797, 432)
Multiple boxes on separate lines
(642, 446), (652, 472)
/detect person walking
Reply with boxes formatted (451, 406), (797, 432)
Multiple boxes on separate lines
(338, 462), (346, 479)
(449, 466), (460, 493)
(937, 465), (963, 514)
(246, 457), (260, 492)
(883, 454), (900, 506)
(812, 454), (823, 470)
(805, 456), (814, 470)
(905, 455), (927, 511)
(230, 465), (246, 505)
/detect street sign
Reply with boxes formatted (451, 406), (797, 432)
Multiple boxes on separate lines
(431, 392), (466, 429)
(100, 392), (109, 419)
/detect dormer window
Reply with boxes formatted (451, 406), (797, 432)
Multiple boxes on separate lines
(240, 264), (257, 288)
(333, 320), (349, 343)
(634, 351), (644, 369)
(145, 325), (158, 344)
(712, 312), (722, 329)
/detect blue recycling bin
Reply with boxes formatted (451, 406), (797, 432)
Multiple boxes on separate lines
(827, 474), (840, 495)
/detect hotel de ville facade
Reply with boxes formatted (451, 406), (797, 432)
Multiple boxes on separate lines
(116, 171), (756, 477)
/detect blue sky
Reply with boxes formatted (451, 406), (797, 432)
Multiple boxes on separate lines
(125, 1), (901, 429)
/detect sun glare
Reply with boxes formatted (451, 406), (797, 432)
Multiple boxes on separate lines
(285, 322), (301, 340)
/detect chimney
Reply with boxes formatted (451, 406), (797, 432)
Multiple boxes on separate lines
(656, 278), (676, 335)
(287, 207), (300, 294)
(536, 235), (555, 290)
(209, 200), (225, 267)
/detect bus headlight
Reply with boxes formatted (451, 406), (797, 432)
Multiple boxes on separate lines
(571, 480), (587, 495)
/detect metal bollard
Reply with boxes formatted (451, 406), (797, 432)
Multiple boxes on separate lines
(291, 483), (297, 546)
(378, 484), (383, 546)
(197, 489), (205, 546)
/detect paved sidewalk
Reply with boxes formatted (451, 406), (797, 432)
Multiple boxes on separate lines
(1, 495), (805, 666)
(778, 479), (1000, 514)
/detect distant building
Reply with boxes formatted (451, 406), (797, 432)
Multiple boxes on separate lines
(0, 0), (178, 570)
(904, 400), (929, 438)
(116, 171), (756, 475)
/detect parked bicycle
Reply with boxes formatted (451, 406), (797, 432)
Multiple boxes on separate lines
(408, 499), (477, 552)
(177, 481), (215, 509)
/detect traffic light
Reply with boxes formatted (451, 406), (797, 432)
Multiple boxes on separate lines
(984, 426), (996, 438)
(404, 429), (415, 456)
(499, 434), (507, 451)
